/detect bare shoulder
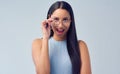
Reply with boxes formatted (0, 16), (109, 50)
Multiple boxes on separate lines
(32, 38), (43, 58)
(32, 38), (42, 49)
(78, 40), (88, 49)
(78, 40), (90, 62)
(32, 38), (42, 45)
(78, 40), (89, 55)
(78, 40), (92, 74)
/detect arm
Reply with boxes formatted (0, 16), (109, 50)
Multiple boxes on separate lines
(32, 38), (50, 74)
(79, 40), (92, 74)
(32, 19), (52, 74)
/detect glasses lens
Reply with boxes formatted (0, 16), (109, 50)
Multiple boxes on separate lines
(50, 19), (57, 27)
(51, 17), (70, 26)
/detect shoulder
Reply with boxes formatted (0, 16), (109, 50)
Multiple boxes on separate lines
(78, 40), (87, 48)
(78, 40), (88, 52)
(32, 38), (43, 60)
(78, 40), (92, 74)
(32, 38), (43, 52)
(32, 38), (43, 47)
(78, 40), (89, 61)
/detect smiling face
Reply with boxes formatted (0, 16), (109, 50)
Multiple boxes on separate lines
(50, 9), (71, 40)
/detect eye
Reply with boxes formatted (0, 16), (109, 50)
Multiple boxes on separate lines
(53, 17), (59, 22)
(63, 18), (69, 22)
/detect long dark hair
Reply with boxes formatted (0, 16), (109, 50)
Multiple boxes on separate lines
(47, 1), (81, 74)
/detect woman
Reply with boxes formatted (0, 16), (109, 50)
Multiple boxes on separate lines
(32, 1), (91, 74)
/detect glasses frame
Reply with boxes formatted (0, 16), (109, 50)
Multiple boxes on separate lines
(51, 17), (71, 25)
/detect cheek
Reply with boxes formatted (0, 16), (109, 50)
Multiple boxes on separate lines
(65, 24), (71, 29)
(51, 25), (56, 31)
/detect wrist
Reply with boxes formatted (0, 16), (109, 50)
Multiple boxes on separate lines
(42, 36), (49, 40)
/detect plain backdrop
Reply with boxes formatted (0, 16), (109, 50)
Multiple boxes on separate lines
(0, 0), (120, 74)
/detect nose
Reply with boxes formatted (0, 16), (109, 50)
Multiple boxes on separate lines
(58, 22), (64, 28)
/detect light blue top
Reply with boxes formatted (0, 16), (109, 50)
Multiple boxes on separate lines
(49, 37), (72, 74)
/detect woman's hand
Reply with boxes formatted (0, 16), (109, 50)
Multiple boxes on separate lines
(42, 18), (53, 39)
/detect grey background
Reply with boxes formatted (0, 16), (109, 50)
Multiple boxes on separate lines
(0, 0), (120, 74)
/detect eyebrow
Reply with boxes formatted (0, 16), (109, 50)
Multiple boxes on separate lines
(51, 16), (70, 19)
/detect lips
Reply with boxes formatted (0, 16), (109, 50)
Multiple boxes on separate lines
(56, 28), (65, 34)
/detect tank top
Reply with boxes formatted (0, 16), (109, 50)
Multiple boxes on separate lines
(48, 37), (72, 74)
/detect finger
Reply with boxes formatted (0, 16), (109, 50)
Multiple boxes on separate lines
(47, 18), (53, 26)
(42, 20), (48, 25)
(48, 18), (53, 22)
(42, 20), (48, 28)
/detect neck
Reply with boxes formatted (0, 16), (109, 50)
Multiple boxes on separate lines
(53, 35), (66, 41)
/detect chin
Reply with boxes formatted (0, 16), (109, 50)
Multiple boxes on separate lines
(55, 31), (67, 38)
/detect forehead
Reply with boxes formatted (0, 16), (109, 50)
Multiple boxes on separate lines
(51, 9), (70, 18)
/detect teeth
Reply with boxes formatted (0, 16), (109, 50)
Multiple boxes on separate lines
(58, 29), (64, 32)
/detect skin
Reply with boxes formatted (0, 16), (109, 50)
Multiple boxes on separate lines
(32, 9), (92, 74)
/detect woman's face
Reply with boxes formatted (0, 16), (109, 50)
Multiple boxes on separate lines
(50, 8), (71, 39)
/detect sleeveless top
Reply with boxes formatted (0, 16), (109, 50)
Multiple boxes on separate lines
(48, 37), (72, 74)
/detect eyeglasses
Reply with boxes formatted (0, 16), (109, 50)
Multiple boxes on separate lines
(51, 17), (71, 25)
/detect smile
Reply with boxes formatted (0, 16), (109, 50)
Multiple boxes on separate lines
(56, 28), (65, 34)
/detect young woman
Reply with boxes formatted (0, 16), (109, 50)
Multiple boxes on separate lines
(32, 1), (91, 74)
